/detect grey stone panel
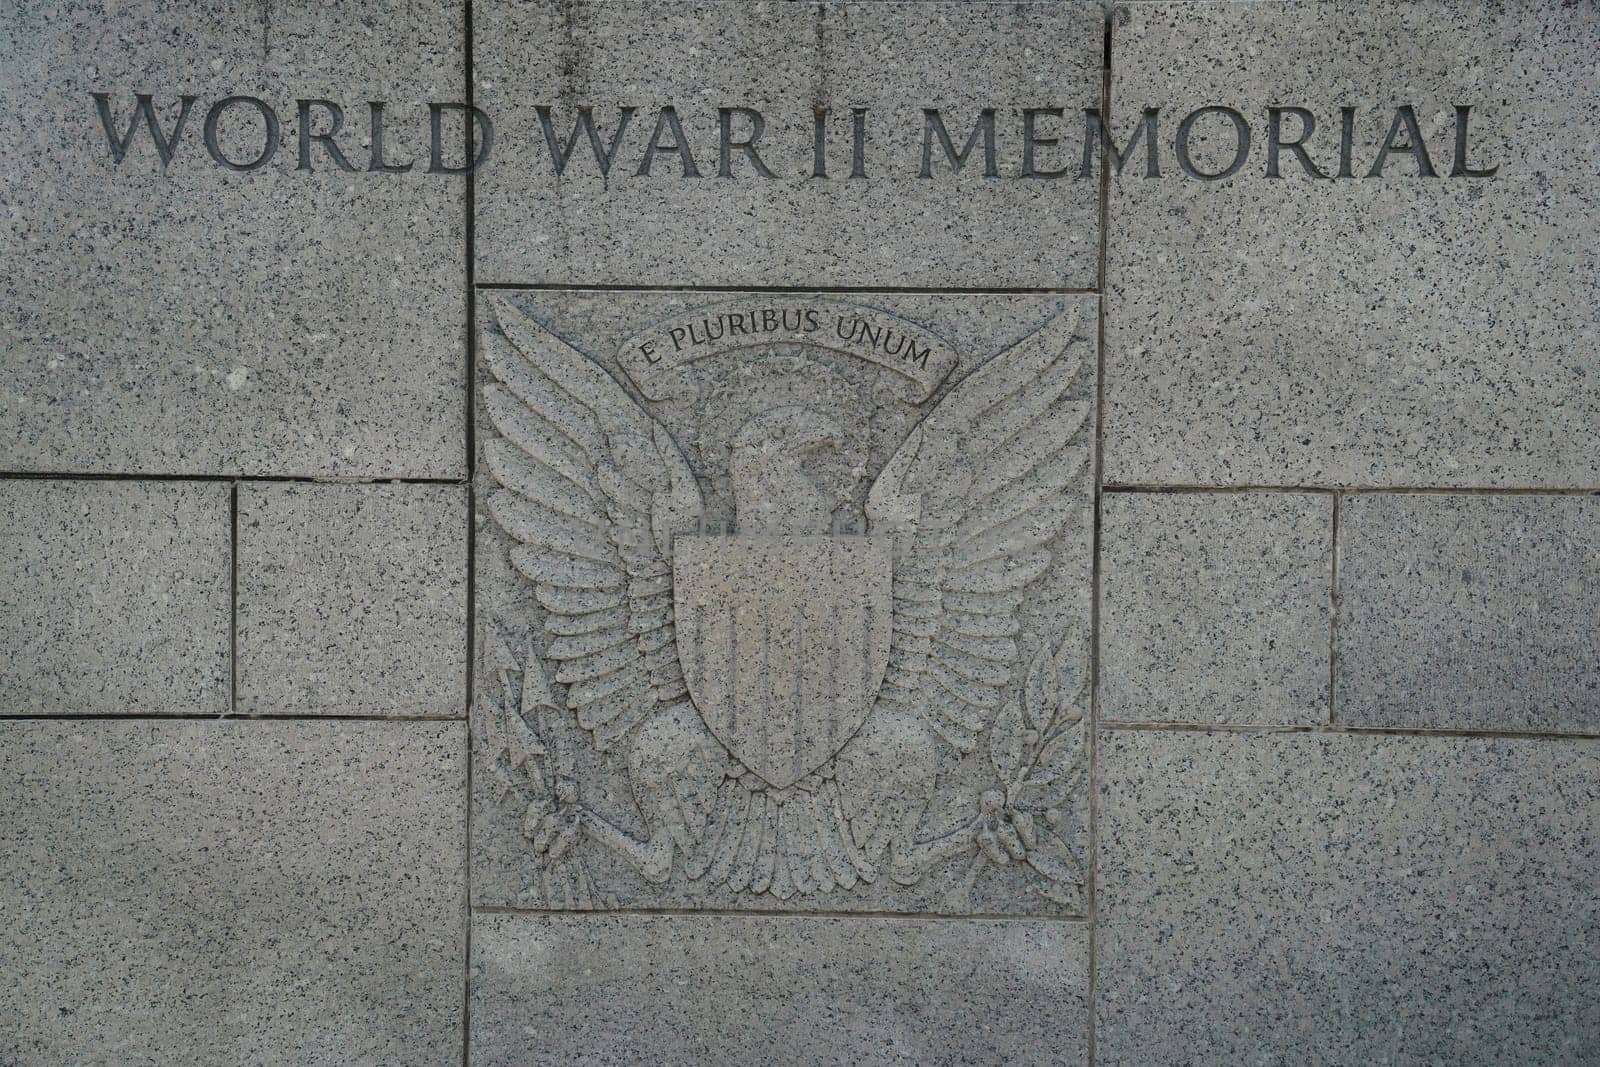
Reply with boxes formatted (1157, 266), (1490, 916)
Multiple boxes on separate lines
(0, 720), (466, 1064)
(1096, 728), (1600, 1066)
(472, 291), (1097, 915)
(473, 1), (1104, 288)
(238, 482), (468, 717)
(0, 0), (466, 478)
(1100, 491), (1332, 725)
(1104, 0), (1600, 488)
(470, 913), (1089, 1066)
(1336, 492), (1599, 733)
(0, 478), (229, 715)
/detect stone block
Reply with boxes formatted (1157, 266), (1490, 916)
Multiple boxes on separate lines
(473, 0), (1104, 288)
(1336, 493), (1599, 733)
(1103, 0), (1600, 488)
(470, 913), (1089, 1066)
(0, 478), (229, 715)
(0, 0), (466, 477)
(1100, 491), (1332, 725)
(238, 482), (468, 717)
(472, 290), (1097, 915)
(0, 720), (466, 1063)
(1096, 729), (1600, 1065)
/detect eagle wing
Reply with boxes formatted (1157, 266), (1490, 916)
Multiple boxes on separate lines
(863, 306), (1094, 753)
(480, 298), (705, 752)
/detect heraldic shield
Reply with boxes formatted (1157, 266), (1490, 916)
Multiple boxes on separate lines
(673, 535), (893, 789)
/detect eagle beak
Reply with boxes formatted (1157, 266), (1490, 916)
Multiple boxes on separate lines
(798, 422), (844, 456)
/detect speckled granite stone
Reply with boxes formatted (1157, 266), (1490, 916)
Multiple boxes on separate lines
(1337, 493), (1599, 733)
(474, 1), (1103, 288)
(1104, 0), (1600, 488)
(0, 478), (229, 715)
(0, 0), (466, 477)
(237, 482), (467, 717)
(0, 720), (465, 1064)
(470, 913), (1088, 1066)
(1096, 729), (1600, 1066)
(472, 291), (1096, 916)
(1100, 491), (1331, 725)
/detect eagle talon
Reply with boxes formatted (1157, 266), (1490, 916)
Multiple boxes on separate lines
(973, 790), (1036, 867)
(526, 798), (585, 860)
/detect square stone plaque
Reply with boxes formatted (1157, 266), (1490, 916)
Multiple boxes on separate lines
(0, 478), (230, 716)
(473, 0), (1104, 288)
(1336, 492), (1600, 734)
(237, 483), (469, 717)
(472, 290), (1097, 916)
(1100, 490), (1332, 726)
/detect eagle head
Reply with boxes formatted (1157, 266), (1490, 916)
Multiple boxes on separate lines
(730, 406), (845, 536)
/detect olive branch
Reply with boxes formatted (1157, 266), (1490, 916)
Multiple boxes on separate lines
(967, 633), (1089, 909)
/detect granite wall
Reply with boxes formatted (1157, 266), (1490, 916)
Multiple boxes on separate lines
(1, 2), (1596, 1065)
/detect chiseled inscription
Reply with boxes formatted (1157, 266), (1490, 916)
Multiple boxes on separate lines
(619, 299), (959, 402)
(90, 94), (1501, 181)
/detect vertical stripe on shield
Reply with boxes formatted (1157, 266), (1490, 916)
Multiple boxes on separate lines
(800, 591), (832, 779)
(823, 595), (868, 779)
(765, 596), (800, 786)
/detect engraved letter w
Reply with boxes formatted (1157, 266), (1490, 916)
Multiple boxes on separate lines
(92, 93), (197, 166)
(536, 106), (636, 177)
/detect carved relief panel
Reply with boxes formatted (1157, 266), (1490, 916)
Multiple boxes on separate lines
(472, 291), (1097, 916)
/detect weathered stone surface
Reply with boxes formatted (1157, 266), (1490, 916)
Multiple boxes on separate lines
(1337, 493), (1599, 733)
(472, 291), (1096, 915)
(4, 0), (1598, 1061)
(0, 720), (465, 1063)
(1100, 491), (1331, 725)
(473, 1), (1103, 288)
(1096, 729), (1600, 1065)
(470, 913), (1089, 1066)
(0, 0), (466, 478)
(0, 478), (229, 715)
(238, 483), (467, 717)
(1104, 0), (1600, 488)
